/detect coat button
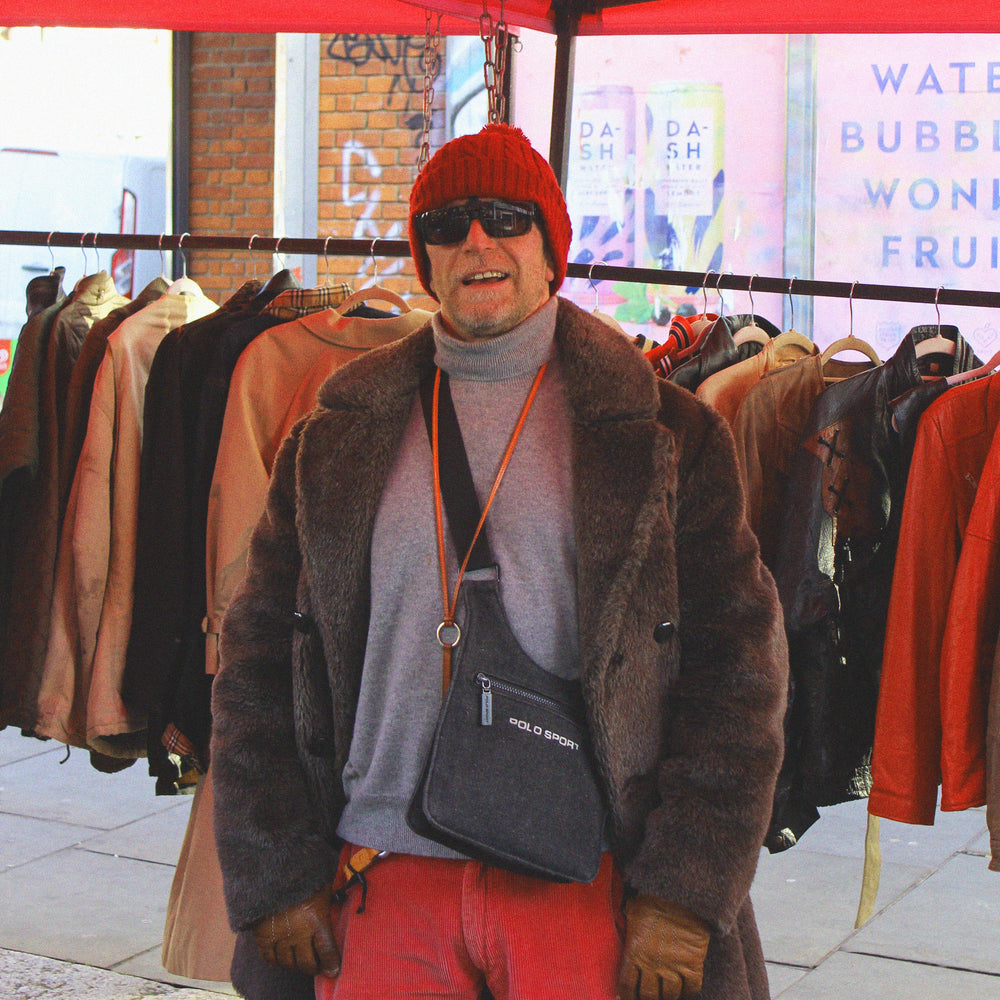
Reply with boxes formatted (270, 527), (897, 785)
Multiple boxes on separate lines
(653, 620), (675, 643)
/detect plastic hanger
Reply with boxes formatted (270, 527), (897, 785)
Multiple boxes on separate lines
(322, 235), (335, 289)
(334, 284), (411, 315)
(820, 282), (881, 377)
(914, 287), (956, 358)
(333, 239), (411, 315)
(688, 270), (721, 338)
(945, 348), (1000, 386)
(92, 232), (106, 276)
(77, 232), (106, 283)
(47, 231), (59, 275)
(731, 275), (770, 346)
(773, 277), (817, 354)
(158, 233), (170, 280)
(80, 232), (92, 278)
(166, 232), (203, 296)
(588, 260), (628, 335)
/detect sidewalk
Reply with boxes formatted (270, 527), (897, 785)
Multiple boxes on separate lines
(1, 725), (997, 998)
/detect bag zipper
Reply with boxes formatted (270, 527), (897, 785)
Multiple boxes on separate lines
(475, 671), (573, 727)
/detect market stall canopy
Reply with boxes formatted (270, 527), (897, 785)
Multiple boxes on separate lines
(2, 0), (996, 34)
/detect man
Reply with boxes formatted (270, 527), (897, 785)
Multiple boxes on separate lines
(211, 123), (788, 1000)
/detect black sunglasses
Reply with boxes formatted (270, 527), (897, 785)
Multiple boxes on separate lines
(414, 198), (541, 245)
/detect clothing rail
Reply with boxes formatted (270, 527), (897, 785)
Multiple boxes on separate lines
(3, 229), (1000, 310)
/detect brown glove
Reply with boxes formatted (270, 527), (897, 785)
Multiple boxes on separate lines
(252, 884), (341, 978)
(618, 895), (711, 1000)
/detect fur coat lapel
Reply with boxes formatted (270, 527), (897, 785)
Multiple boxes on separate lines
(556, 303), (676, 703)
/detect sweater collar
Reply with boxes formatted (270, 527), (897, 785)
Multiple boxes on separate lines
(431, 296), (557, 381)
(317, 296), (662, 427)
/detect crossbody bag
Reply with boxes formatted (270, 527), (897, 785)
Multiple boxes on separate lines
(405, 365), (606, 883)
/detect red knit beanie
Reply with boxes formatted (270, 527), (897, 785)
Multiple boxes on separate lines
(408, 123), (572, 299)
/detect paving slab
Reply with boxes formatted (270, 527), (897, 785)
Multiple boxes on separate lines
(846, 853), (1000, 975)
(752, 848), (928, 967)
(965, 826), (992, 859)
(0, 739), (178, 829)
(772, 949), (1000, 999)
(81, 803), (194, 867)
(1, 812), (96, 870)
(0, 847), (174, 967)
(0, 731), (57, 766)
(115, 946), (237, 995)
(765, 961), (807, 996)
(788, 797), (989, 869)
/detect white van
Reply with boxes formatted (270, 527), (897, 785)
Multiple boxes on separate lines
(0, 148), (167, 395)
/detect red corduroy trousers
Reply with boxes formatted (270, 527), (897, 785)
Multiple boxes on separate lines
(315, 849), (623, 1000)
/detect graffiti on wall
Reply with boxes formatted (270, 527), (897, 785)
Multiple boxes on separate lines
(325, 33), (444, 288)
(340, 140), (406, 282)
(326, 35), (429, 105)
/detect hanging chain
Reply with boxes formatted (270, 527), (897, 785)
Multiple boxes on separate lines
(418, 10), (443, 173)
(480, 0), (510, 124)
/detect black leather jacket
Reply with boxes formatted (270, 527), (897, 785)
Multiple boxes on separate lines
(765, 325), (978, 851)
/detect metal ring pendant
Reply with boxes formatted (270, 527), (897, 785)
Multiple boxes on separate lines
(436, 620), (461, 648)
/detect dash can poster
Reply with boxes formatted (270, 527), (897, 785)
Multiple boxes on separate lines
(642, 82), (725, 277)
(566, 85), (636, 271)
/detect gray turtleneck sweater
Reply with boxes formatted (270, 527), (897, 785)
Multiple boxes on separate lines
(336, 296), (580, 857)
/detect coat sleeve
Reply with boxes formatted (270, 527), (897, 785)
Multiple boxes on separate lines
(623, 396), (788, 931)
(210, 421), (340, 931)
(938, 431), (1000, 813)
(868, 411), (957, 825)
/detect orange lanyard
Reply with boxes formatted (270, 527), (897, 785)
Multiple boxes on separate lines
(431, 362), (548, 694)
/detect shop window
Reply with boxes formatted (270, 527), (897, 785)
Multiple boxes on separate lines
(0, 27), (170, 392)
(511, 31), (1000, 357)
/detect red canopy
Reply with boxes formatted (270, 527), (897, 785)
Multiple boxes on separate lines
(1, 0), (993, 34)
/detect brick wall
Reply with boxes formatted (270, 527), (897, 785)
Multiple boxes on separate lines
(184, 33), (443, 307)
(187, 33), (276, 304)
(318, 33), (444, 307)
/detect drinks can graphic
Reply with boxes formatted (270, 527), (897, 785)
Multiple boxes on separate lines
(642, 82), (724, 283)
(566, 85), (636, 286)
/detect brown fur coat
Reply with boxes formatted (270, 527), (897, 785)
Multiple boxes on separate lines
(212, 297), (788, 1000)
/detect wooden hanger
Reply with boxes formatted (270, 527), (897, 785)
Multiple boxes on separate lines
(163, 232), (201, 295)
(333, 239), (411, 315)
(167, 275), (203, 296)
(772, 329), (817, 355)
(774, 276), (818, 354)
(820, 335), (881, 366)
(915, 334), (956, 357)
(820, 281), (881, 379)
(731, 275), (771, 346)
(333, 284), (411, 315)
(732, 323), (770, 347)
(914, 288), (956, 358)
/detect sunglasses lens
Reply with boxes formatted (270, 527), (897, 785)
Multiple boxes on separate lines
(419, 208), (469, 245)
(417, 201), (537, 245)
(482, 203), (535, 239)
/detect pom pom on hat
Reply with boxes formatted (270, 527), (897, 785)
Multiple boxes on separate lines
(408, 123), (572, 298)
